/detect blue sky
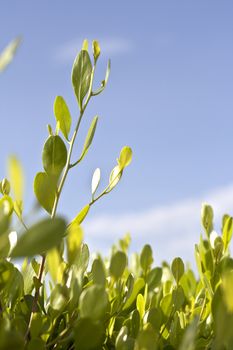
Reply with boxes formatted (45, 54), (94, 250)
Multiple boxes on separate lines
(1, 1), (233, 264)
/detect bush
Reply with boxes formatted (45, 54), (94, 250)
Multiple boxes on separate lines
(1, 40), (233, 350)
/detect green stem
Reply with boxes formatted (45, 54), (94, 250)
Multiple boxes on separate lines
(25, 63), (97, 343)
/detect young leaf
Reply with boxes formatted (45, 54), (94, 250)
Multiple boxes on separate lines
(1, 178), (10, 195)
(107, 165), (122, 192)
(91, 168), (101, 197)
(222, 215), (233, 252)
(171, 257), (185, 283)
(34, 172), (57, 214)
(70, 204), (90, 226)
(92, 40), (101, 61)
(72, 50), (92, 109)
(79, 116), (98, 161)
(82, 39), (89, 51)
(54, 96), (72, 141)
(42, 135), (67, 177)
(11, 217), (66, 257)
(66, 223), (83, 264)
(201, 203), (213, 237)
(8, 156), (24, 200)
(118, 146), (133, 169)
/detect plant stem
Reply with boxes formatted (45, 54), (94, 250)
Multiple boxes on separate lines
(25, 63), (96, 342)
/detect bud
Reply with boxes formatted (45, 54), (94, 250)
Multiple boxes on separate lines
(82, 39), (89, 52)
(92, 40), (101, 62)
(47, 124), (53, 136)
(1, 178), (10, 195)
(201, 203), (213, 237)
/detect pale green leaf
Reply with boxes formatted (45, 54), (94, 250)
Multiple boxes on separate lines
(34, 172), (57, 214)
(54, 96), (72, 141)
(79, 116), (98, 161)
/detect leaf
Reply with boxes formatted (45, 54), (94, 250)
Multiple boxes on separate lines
(222, 215), (233, 252)
(66, 223), (83, 264)
(108, 165), (122, 192)
(11, 217), (66, 257)
(201, 203), (213, 237)
(72, 50), (92, 109)
(0, 37), (21, 72)
(171, 257), (185, 284)
(146, 267), (162, 290)
(34, 172), (57, 214)
(54, 96), (72, 141)
(74, 318), (105, 350)
(140, 244), (153, 273)
(92, 60), (111, 95)
(8, 156), (24, 200)
(70, 204), (90, 228)
(109, 251), (127, 280)
(92, 258), (106, 286)
(118, 146), (133, 169)
(136, 294), (145, 319)
(47, 248), (63, 283)
(135, 328), (157, 350)
(79, 285), (109, 320)
(82, 39), (89, 51)
(42, 135), (67, 177)
(91, 168), (101, 197)
(79, 116), (98, 161)
(92, 40), (101, 61)
(123, 278), (145, 310)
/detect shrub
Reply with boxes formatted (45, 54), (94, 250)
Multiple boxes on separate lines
(0, 40), (233, 350)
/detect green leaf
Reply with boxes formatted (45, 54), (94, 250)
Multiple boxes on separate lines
(66, 223), (83, 265)
(79, 285), (109, 320)
(8, 156), (24, 200)
(171, 257), (185, 283)
(70, 204), (90, 226)
(74, 318), (105, 350)
(54, 96), (72, 141)
(72, 50), (92, 109)
(135, 328), (158, 350)
(118, 146), (133, 169)
(34, 172), (57, 214)
(146, 267), (162, 290)
(222, 215), (233, 252)
(136, 294), (145, 319)
(1, 178), (10, 195)
(123, 278), (145, 310)
(42, 135), (67, 177)
(201, 203), (213, 237)
(140, 244), (153, 273)
(11, 217), (66, 257)
(92, 258), (106, 286)
(109, 251), (127, 280)
(79, 116), (98, 161)
(50, 284), (69, 312)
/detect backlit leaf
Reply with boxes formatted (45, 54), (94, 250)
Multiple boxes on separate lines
(79, 116), (98, 161)
(8, 156), (24, 200)
(34, 172), (57, 214)
(54, 96), (72, 141)
(72, 50), (92, 109)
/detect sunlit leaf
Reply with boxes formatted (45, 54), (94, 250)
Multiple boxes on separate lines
(0, 37), (21, 72)
(8, 156), (24, 200)
(34, 172), (57, 214)
(54, 96), (72, 141)
(79, 116), (98, 161)
(42, 135), (67, 177)
(91, 168), (101, 197)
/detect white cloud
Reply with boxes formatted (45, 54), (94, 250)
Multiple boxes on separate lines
(55, 37), (133, 63)
(83, 183), (233, 264)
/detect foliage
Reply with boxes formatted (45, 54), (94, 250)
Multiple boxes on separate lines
(1, 40), (233, 349)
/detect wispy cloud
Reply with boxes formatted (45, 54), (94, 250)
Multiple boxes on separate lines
(55, 37), (133, 63)
(83, 183), (233, 264)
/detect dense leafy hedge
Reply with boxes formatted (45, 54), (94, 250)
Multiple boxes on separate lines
(1, 40), (233, 350)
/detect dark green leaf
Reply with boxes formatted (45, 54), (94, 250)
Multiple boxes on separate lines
(110, 251), (127, 280)
(42, 135), (67, 177)
(11, 217), (66, 257)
